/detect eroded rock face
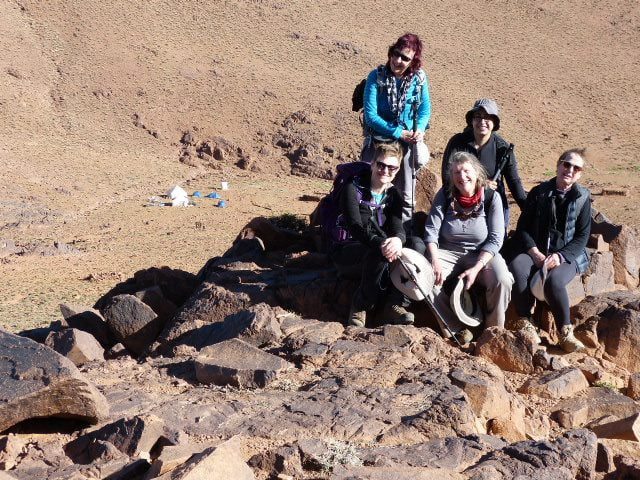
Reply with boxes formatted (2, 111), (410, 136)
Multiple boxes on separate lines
(475, 327), (537, 374)
(465, 429), (597, 480)
(0, 329), (109, 433)
(597, 306), (640, 372)
(195, 338), (294, 388)
(102, 294), (163, 356)
(44, 328), (105, 366)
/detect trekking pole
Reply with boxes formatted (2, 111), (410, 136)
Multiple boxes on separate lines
(409, 96), (420, 233)
(397, 258), (462, 347)
(490, 143), (514, 182)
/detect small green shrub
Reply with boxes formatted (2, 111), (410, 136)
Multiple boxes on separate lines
(269, 213), (308, 232)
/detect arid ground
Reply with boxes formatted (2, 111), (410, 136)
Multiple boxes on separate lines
(1, 0), (639, 331)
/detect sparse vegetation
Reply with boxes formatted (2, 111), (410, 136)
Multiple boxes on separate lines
(318, 439), (363, 474)
(269, 213), (308, 232)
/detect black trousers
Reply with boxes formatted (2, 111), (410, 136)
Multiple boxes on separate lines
(509, 253), (578, 328)
(331, 240), (422, 311)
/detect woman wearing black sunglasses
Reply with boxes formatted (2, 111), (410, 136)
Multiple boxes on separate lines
(361, 33), (431, 239)
(333, 143), (415, 328)
(504, 148), (591, 352)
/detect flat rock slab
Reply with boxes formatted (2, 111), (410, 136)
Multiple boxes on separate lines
(0, 329), (109, 433)
(195, 338), (293, 388)
(45, 328), (105, 366)
(519, 368), (589, 399)
(465, 429), (597, 479)
(155, 437), (255, 479)
(552, 387), (639, 429)
(65, 414), (165, 464)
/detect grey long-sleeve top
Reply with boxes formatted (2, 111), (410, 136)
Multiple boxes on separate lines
(424, 188), (505, 256)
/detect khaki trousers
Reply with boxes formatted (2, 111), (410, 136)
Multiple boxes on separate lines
(429, 249), (513, 333)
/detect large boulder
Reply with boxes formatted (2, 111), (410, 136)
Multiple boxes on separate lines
(465, 429), (597, 480)
(195, 338), (294, 388)
(0, 329), (109, 432)
(102, 294), (164, 356)
(474, 327), (537, 374)
(65, 414), (165, 464)
(552, 387), (639, 429)
(609, 224), (640, 288)
(154, 437), (255, 479)
(44, 328), (105, 366)
(596, 306), (640, 372)
(59, 303), (113, 348)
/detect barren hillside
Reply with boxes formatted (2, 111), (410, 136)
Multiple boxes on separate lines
(1, 0), (639, 329)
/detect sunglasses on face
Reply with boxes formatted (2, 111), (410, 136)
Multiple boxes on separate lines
(560, 161), (583, 173)
(392, 50), (412, 62)
(472, 114), (493, 122)
(375, 160), (399, 173)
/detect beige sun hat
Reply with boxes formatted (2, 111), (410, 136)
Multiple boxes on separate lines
(449, 277), (483, 327)
(390, 248), (435, 301)
(529, 263), (548, 302)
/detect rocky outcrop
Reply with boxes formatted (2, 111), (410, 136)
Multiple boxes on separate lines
(0, 329), (109, 432)
(44, 328), (105, 366)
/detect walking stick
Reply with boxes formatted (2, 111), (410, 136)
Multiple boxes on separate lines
(396, 257), (462, 347)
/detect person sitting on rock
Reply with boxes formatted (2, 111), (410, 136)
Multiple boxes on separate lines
(424, 151), (514, 343)
(333, 142), (415, 327)
(504, 148), (591, 352)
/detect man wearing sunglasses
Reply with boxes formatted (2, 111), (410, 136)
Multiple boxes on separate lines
(504, 149), (590, 352)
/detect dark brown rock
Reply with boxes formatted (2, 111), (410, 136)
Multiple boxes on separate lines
(475, 327), (537, 374)
(0, 329), (109, 433)
(102, 294), (163, 356)
(65, 414), (164, 464)
(609, 224), (640, 288)
(59, 303), (113, 348)
(583, 251), (616, 296)
(597, 306), (640, 372)
(44, 328), (104, 366)
(465, 429), (597, 480)
(153, 282), (255, 356)
(195, 338), (294, 388)
(135, 286), (178, 323)
(178, 303), (288, 351)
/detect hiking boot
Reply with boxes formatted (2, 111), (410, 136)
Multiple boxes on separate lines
(348, 305), (366, 327)
(513, 316), (541, 344)
(454, 328), (473, 345)
(383, 303), (415, 325)
(559, 325), (585, 353)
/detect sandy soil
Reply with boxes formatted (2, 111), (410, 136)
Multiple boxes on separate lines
(1, 0), (639, 330)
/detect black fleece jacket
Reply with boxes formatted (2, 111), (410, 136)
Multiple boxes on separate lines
(340, 171), (406, 249)
(442, 128), (527, 210)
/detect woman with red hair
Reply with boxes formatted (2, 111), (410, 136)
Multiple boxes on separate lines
(361, 33), (432, 247)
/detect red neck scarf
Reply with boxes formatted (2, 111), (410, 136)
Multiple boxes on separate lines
(455, 189), (483, 209)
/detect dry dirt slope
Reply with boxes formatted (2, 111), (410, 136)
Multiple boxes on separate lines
(0, 0), (639, 329)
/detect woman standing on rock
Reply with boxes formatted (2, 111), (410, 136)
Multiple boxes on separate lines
(333, 143), (414, 328)
(424, 151), (514, 343)
(361, 33), (431, 243)
(442, 99), (526, 227)
(504, 149), (591, 352)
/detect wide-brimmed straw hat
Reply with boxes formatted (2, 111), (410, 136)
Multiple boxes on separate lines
(390, 248), (435, 301)
(449, 277), (483, 327)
